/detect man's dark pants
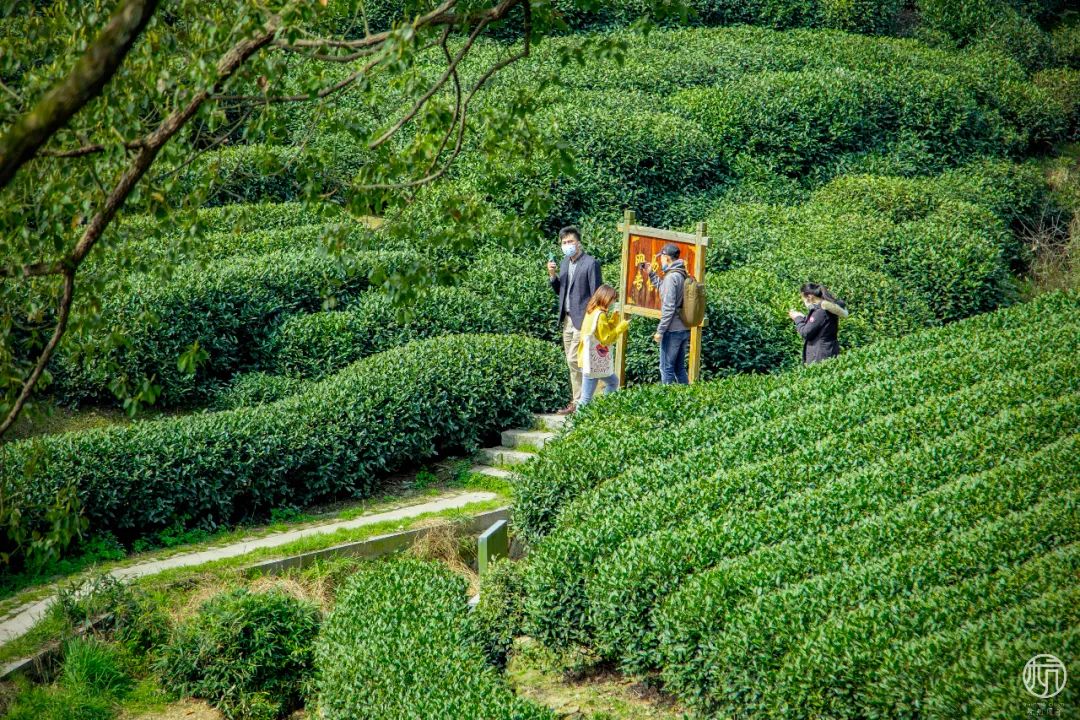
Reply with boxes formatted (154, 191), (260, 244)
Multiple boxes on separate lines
(660, 329), (690, 384)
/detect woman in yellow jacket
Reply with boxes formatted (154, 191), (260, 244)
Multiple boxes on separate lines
(577, 284), (630, 407)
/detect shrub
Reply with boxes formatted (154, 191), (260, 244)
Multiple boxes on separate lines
(589, 410), (1078, 673)
(315, 557), (553, 720)
(171, 142), (365, 206)
(2, 335), (565, 563)
(879, 201), (1015, 323)
(56, 248), (418, 406)
(1051, 22), (1080, 68)
(517, 292), (1077, 652)
(158, 588), (320, 720)
(212, 372), (309, 409)
(1034, 68), (1080, 142)
(659, 491), (1079, 716)
(671, 68), (888, 177)
(771, 542), (1080, 718)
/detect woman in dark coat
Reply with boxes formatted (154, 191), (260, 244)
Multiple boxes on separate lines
(788, 282), (848, 365)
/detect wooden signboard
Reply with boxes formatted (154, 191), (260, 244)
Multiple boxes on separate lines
(615, 209), (708, 384)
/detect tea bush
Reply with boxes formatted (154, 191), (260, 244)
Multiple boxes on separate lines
(1, 334), (564, 562)
(56, 248), (418, 406)
(315, 557), (553, 720)
(473, 557), (528, 668)
(514, 292), (1079, 717)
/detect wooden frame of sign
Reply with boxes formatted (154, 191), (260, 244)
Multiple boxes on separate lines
(616, 209), (709, 385)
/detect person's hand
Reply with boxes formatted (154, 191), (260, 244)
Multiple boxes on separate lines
(547, 260), (557, 278)
(653, 333), (662, 344)
(788, 309), (804, 321)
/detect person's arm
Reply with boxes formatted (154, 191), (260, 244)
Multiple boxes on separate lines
(656, 275), (678, 336)
(589, 257), (603, 295)
(549, 261), (563, 295)
(594, 312), (629, 345)
(794, 307), (827, 341)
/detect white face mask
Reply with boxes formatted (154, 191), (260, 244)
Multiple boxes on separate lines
(561, 242), (576, 257)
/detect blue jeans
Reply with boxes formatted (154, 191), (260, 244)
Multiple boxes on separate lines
(580, 373), (619, 406)
(660, 330), (690, 384)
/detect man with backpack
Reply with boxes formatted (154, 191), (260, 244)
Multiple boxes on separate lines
(646, 243), (699, 385)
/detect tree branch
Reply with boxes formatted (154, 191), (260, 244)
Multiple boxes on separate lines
(0, 14), (282, 437)
(0, 0), (159, 190)
(0, 270), (75, 438)
(38, 140), (144, 158)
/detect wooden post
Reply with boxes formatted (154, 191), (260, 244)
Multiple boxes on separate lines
(616, 209), (635, 388)
(688, 220), (707, 384)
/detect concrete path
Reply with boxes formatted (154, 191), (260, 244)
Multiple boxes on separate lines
(0, 490), (496, 655)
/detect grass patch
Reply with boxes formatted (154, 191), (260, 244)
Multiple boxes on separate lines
(507, 638), (688, 720)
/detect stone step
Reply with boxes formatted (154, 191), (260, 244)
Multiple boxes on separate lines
(534, 413), (568, 432)
(477, 446), (534, 467)
(469, 465), (513, 479)
(501, 428), (553, 450)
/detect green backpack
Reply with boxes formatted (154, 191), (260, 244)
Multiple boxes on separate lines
(675, 269), (706, 327)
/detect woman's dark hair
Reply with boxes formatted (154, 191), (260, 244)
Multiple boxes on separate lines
(586, 284), (618, 314)
(800, 282), (840, 304)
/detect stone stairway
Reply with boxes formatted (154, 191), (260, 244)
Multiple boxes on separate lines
(470, 413), (566, 479)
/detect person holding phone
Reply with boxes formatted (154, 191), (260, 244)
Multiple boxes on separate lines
(547, 226), (603, 414)
(646, 244), (690, 384)
(788, 282), (848, 364)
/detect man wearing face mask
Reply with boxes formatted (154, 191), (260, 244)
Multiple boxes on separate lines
(548, 226), (603, 415)
(646, 243), (690, 385)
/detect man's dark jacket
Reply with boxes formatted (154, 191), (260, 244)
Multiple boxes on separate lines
(551, 253), (602, 330)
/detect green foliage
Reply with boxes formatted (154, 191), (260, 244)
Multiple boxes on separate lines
(315, 557), (553, 720)
(56, 249), (418, 407)
(1, 335), (565, 564)
(4, 636), (134, 720)
(514, 291), (1080, 718)
(61, 637), (134, 698)
(473, 558), (528, 668)
(212, 372), (309, 410)
(915, 0), (1059, 70)
(158, 588), (320, 720)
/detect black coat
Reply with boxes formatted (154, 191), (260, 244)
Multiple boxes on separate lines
(550, 253), (602, 330)
(794, 303), (842, 364)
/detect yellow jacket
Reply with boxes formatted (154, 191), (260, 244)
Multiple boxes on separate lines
(578, 308), (629, 367)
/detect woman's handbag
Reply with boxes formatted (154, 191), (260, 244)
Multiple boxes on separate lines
(582, 330), (613, 379)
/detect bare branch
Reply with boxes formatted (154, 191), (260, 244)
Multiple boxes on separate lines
(39, 140), (144, 158)
(212, 55), (381, 104)
(361, 2), (531, 191)
(0, 270), (75, 438)
(0, 0), (160, 190)
(368, 22), (480, 150)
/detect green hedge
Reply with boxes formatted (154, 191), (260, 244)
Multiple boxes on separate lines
(315, 557), (554, 720)
(771, 541), (1080, 718)
(547, 0), (904, 33)
(518, 292), (1078, 656)
(171, 142), (366, 206)
(262, 251), (558, 379)
(56, 248), (417, 407)
(212, 372), (309, 410)
(589, 402), (1078, 673)
(659, 490), (1079, 716)
(3, 335), (565, 564)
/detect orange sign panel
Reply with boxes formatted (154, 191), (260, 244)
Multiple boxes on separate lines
(623, 234), (701, 314)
